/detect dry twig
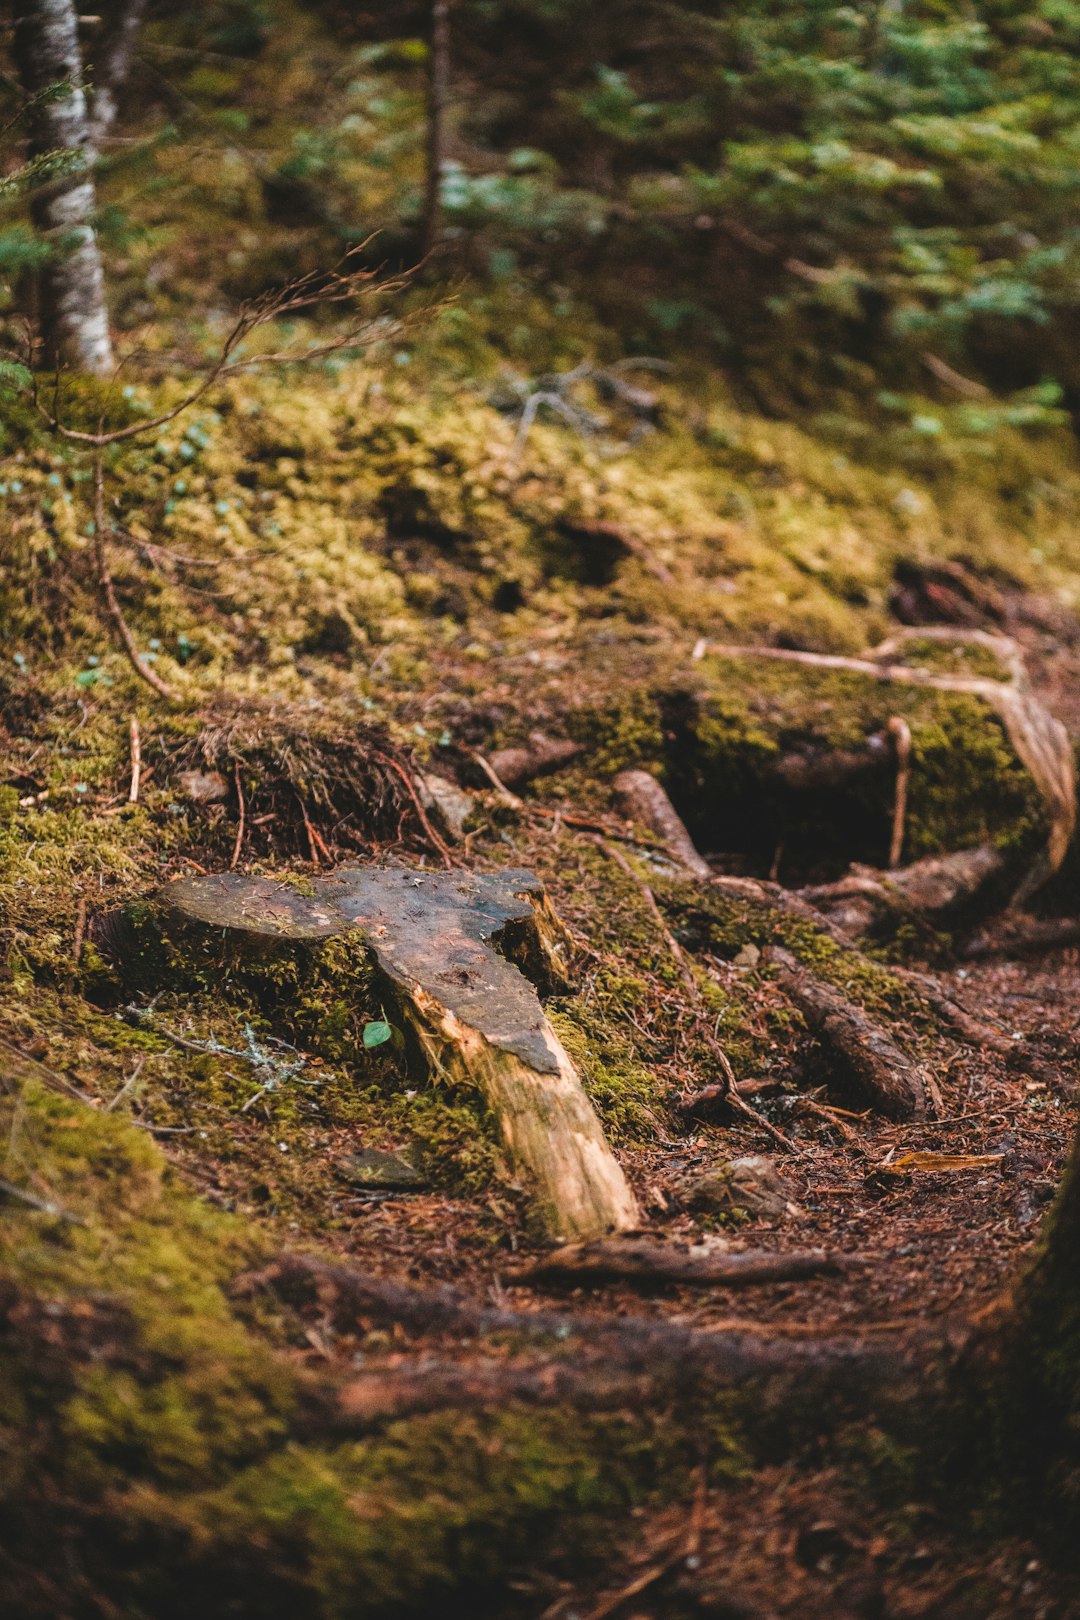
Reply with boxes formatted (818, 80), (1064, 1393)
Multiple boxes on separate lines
(230, 760), (246, 870)
(92, 454), (176, 700)
(127, 715), (141, 803)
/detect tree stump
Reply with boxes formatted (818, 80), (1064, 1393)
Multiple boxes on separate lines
(151, 866), (638, 1242)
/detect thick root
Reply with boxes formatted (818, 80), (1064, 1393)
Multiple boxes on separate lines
(765, 946), (935, 1120)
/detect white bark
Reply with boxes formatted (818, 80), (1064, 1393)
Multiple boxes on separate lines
(14, 0), (115, 376)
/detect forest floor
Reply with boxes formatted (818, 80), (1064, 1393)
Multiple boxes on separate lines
(4, 364), (1080, 1617)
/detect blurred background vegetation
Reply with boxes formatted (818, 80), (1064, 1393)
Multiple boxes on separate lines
(4, 0), (1080, 446)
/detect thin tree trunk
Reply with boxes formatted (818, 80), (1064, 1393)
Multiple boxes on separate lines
(13, 0), (115, 376)
(422, 0), (451, 257)
(87, 0), (148, 150)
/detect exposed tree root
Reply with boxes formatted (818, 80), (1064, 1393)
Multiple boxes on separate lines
(238, 1253), (926, 1417)
(512, 1238), (855, 1291)
(613, 767), (713, 879)
(702, 631), (1076, 898)
(490, 732), (586, 787)
(962, 915), (1080, 960)
(765, 946), (936, 1120)
(892, 967), (1062, 1087)
(799, 844), (1005, 940)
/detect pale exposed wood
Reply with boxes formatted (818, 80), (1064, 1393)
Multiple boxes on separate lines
(151, 866), (638, 1241)
(887, 715), (911, 868)
(127, 716), (141, 803)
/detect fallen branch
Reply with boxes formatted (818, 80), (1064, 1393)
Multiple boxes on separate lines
(513, 1238), (854, 1291)
(764, 946), (935, 1120)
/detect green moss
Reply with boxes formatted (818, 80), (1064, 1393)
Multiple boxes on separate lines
(0, 1056), (749, 1617)
(548, 1007), (664, 1142)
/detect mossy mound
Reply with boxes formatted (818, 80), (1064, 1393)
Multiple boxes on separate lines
(0, 1047), (730, 1619)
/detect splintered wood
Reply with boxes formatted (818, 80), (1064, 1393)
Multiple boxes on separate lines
(154, 866), (638, 1242)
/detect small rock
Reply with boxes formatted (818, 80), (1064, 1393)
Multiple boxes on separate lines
(178, 769), (230, 804)
(335, 1148), (427, 1191)
(685, 1154), (801, 1220)
(416, 771), (474, 842)
(732, 942), (760, 969)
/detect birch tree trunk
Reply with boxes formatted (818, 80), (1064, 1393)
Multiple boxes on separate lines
(13, 0), (115, 377)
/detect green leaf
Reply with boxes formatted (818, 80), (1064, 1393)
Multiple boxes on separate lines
(362, 1020), (394, 1049)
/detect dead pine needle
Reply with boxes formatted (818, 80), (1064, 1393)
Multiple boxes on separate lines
(592, 834), (697, 996)
(297, 795), (324, 866)
(588, 835), (794, 1150)
(374, 750), (456, 868)
(471, 750), (524, 809)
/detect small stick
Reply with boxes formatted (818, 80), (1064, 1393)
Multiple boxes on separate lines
(0, 1173), (84, 1223)
(887, 715), (911, 868)
(298, 797), (323, 866)
(105, 1055), (145, 1112)
(92, 454), (176, 701)
(128, 715), (142, 803)
(471, 750), (524, 808)
(72, 896), (87, 966)
(230, 760), (246, 870)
